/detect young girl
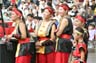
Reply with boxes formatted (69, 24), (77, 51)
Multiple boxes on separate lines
(71, 27), (87, 63)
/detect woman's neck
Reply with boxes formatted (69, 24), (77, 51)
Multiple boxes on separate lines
(15, 18), (21, 24)
(43, 18), (50, 22)
(61, 14), (68, 18)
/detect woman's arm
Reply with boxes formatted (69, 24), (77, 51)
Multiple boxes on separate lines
(56, 18), (68, 36)
(19, 22), (27, 39)
(50, 24), (56, 41)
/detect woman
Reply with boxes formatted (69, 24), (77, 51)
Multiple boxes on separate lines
(35, 7), (56, 63)
(71, 27), (87, 63)
(55, 4), (73, 63)
(6, 8), (32, 63)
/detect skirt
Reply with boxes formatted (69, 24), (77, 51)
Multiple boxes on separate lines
(55, 52), (70, 63)
(36, 52), (55, 63)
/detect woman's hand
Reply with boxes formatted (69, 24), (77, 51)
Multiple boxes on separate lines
(36, 41), (41, 46)
(35, 41), (42, 49)
(6, 35), (12, 41)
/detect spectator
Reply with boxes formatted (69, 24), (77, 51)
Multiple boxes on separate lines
(88, 22), (96, 48)
(26, 14), (35, 32)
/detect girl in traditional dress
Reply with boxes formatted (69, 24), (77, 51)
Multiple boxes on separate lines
(71, 27), (87, 63)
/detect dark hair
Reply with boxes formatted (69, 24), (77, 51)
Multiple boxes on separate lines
(34, 16), (42, 20)
(17, 9), (30, 37)
(47, 1), (52, 7)
(89, 23), (95, 28)
(27, 14), (34, 18)
(15, 9), (25, 23)
(75, 27), (84, 34)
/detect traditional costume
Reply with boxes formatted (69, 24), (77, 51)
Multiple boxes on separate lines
(10, 8), (34, 63)
(71, 42), (87, 63)
(36, 20), (56, 63)
(55, 4), (73, 63)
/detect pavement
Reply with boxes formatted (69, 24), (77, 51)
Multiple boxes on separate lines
(87, 44), (96, 63)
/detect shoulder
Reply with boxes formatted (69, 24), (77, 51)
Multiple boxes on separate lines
(78, 42), (86, 51)
(62, 18), (68, 22)
(19, 21), (25, 27)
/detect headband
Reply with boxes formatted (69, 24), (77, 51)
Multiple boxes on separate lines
(75, 30), (83, 35)
(12, 8), (22, 17)
(11, 0), (16, 4)
(75, 15), (85, 23)
(59, 4), (69, 11)
(45, 7), (54, 15)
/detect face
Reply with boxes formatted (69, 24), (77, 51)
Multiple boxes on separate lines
(27, 16), (33, 21)
(11, 11), (19, 21)
(43, 9), (51, 19)
(72, 6), (77, 10)
(73, 30), (82, 40)
(73, 18), (83, 28)
(58, 7), (66, 17)
(88, 25), (94, 30)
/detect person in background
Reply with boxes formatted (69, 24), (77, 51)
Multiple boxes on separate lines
(93, 8), (96, 24)
(3, 12), (10, 21)
(71, 27), (87, 63)
(68, 5), (78, 17)
(90, 0), (96, 11)
(18, 0), (26, 12)
(88, 22), (96, 48)
(26, 14), (35, 32)
(86, 7), (94, 26)
(35, 6), (56, 63)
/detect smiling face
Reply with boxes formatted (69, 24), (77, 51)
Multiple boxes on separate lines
(11, 11), (19, 22)
(73, 30), (82, 40)
(58, 7), (66, 17)
(73, 18), (83, 28)
(43, 9), (51, 19)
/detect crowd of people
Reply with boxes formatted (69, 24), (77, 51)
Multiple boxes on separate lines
(0, 0), (96, 63)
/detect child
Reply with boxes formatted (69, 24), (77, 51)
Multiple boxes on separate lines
(26, 14), (35, 32)
(71, 27), (87, 63)
(88, 22), (96, 48)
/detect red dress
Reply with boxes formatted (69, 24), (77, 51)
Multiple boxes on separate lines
(72, 42), (87, 63)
